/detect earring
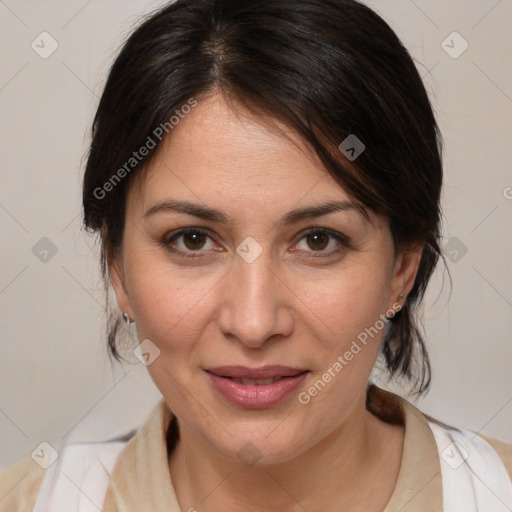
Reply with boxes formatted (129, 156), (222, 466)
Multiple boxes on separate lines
(122, 313), (134, 325)
(398, 293), (404, 300)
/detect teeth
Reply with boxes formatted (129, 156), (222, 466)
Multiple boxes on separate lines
(231, 377), (281, 385)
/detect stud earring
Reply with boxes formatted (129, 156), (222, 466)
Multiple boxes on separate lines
(122, 313), (134, 325)
(398, 293), (404, 300)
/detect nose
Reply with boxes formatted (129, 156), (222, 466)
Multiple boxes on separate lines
(217, 248), (294, 349)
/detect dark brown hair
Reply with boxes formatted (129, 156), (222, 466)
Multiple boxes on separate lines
(82, 0), (446, 396)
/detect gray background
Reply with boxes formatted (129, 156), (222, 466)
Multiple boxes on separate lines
(1, 0), (511, 469)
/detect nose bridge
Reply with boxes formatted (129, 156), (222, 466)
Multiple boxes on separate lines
(218, 242), (293, 347)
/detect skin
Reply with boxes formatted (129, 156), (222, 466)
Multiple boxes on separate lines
(110, 92), (423, 512)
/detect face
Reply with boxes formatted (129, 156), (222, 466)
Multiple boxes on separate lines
(110, 93), (421, 464)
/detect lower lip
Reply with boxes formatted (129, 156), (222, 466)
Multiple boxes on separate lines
(205, 371), (310, 408)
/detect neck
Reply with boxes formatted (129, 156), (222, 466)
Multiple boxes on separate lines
(168, 387), (403, 512)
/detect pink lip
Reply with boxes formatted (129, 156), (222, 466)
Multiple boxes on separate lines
(205, 370), (310, 409)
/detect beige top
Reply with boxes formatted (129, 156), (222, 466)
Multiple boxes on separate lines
(1, 385), (511, 511)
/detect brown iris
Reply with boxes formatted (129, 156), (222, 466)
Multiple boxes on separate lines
(183, 232), (207, 250)
(306, 232), (329, 251)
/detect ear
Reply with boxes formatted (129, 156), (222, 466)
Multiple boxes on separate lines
(387, 242), (424, 310)
(108, 253), (134, 321)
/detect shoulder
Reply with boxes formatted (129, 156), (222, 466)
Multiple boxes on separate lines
(422, 410), (512, 482)
(367, 384), (512, 480)
(0, 456), (45, 511)
(478, 433), (512, 481)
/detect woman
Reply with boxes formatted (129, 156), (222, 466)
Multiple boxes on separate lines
(1, 0), (510, 510)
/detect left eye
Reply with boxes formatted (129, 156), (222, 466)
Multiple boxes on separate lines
(294, 229), (347, 255)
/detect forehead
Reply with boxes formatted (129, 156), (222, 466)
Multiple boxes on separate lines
(127, 93), (371, 225)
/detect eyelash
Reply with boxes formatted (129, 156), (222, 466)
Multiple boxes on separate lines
(161, 227), (353, 259)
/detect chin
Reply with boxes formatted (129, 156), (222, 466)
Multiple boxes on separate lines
(207, 427), (312, 468)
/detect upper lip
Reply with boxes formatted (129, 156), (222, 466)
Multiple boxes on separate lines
(205, 366), (308, 379)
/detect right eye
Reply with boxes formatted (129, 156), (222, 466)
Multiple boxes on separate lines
(162, 227), (218, 257)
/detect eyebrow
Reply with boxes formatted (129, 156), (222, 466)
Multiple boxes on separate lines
(143, 199), (372, 226)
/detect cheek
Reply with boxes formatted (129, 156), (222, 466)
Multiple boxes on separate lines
(124, 254), (222, 351)
(293, 271), (390, 417)
(294, 263), (390, 350)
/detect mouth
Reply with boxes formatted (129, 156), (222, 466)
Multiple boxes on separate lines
(206, 373), (308, 386)
(224, 376), (287, 385)
(204, 365), (309, 381)
(203, 367), (311, 408)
